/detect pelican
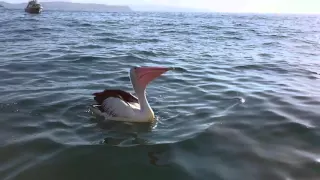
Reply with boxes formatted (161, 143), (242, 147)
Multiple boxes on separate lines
(90, 66), (174, 123)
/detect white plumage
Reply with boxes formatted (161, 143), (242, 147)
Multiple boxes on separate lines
(90, 67), (173, 122)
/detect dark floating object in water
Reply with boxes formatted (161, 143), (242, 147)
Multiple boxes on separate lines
(25, 0), (43, 14)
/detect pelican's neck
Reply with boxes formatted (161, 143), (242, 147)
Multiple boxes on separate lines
(135, 89), (154, 119)
(130, 71), (154, 120)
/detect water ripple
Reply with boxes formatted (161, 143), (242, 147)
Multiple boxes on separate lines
(0, 10), (319, 180)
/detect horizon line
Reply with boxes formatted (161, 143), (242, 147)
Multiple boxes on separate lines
(1, 1), (320, 15)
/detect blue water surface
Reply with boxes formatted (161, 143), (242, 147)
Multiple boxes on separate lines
(0, 9), (319, 180)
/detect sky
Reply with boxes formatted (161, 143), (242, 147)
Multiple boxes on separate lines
(4, 0), (320, 14)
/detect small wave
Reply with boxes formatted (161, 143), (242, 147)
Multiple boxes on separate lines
(102, 20), (120, 25)
(93, 32), (117, 36)
(0, 19), (16, 25)
(19, 18), (40, 22)
(38, 27), (54, 32)
(171, 67), (188, 73)
(138, 38), (161, 43)
(0, 38), (33, 43)
(131, 50), (172, 57)
(161, 23), (175, 26)
(258, 53), (274, 58)
(73, 56), (102, 63)
(97, 37), (124, 43)
(231, 37), (245, 40)
(51, 54), (79, 61)
(200, 25), (221, 30)
(223, 31), (239, 36)
(180, 30), (200, 35)
(160, 30), (177, 34)
(262, 42), (281, 46)
(10, 29), (33, 34)
(81, 23), (92, 27)
(105, 54), (147, 63)
(65, 20), (82, 27)
(218, 36), (245, 41)
(74, 44), (104, 49)
(234, 23), (247, 27)
(133, 50), (158, 57)
(234, 63), (289, 74)
(247, 29), (258, 33)
(159, 29), (200, 35)
(269, 34), (289, 39)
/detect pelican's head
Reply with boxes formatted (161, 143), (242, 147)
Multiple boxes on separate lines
(129, 66), (173, 93)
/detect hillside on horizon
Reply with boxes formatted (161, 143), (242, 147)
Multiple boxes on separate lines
(0, 1), (215, 13)
(0, 1), (132, 12)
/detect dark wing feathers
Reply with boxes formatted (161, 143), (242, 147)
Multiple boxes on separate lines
(93, 89), (139, 105)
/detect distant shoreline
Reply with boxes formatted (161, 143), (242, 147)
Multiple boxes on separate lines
(1, 1), (319, 14)
(0, 1), (132, 12)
